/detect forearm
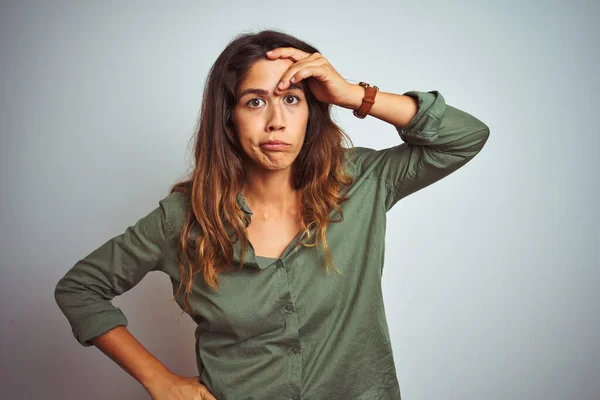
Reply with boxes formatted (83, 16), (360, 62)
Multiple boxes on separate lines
(90, 325), (175, 393)
(339, 83), (419, 128)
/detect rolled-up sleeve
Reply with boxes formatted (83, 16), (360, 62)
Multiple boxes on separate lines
(351, 90), (490, 211)
(54, 194), (177, 347)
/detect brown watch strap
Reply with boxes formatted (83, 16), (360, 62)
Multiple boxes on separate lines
(353, 82), (379, 119)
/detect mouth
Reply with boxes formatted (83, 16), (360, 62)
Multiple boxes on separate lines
(260, 140), (290, 151)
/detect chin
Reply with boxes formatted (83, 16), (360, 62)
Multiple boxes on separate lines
(262, 161), (294, 171)
(255, 156), (296, 171)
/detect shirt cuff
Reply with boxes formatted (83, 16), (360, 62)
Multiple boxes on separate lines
(396, 90), (445, 145)
(71, 308), (128, 347)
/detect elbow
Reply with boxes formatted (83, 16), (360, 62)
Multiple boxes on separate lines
(474, 124), (490, 153)
(54, 273), (79, 311)
(54, 277), (68, 310)
(443, 125), (490, 168)
(438, 124), (490, 162)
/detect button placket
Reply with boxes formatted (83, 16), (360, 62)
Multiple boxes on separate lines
(279, 256), (302, 393)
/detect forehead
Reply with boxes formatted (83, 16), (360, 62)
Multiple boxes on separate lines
(239, 58), (302, 90)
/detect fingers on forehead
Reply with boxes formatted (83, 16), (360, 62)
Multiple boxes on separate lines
(276, 47), (310, 61)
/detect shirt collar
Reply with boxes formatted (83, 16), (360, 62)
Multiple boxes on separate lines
(232, 191), (264, 268)
(236, 191), (253, 216)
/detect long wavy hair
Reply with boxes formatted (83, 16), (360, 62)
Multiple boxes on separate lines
(169, 29), (355, 313)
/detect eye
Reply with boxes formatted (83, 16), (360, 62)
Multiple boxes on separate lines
(284, 95), (300, 105)
(245, 95), (301, 109)
(246, 98), (265, 108)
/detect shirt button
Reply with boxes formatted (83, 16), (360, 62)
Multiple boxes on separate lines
(289, 346), (301, 355)
(284, 303), (294, 313)
(275, 259), (284, 268)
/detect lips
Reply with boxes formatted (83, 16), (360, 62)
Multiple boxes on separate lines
(260, 140), (290, 151)
(262, 140), (288, 145)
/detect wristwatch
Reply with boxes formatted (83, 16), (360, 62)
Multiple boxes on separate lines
(352, 81), (379, 119)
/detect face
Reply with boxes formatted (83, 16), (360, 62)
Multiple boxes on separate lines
(232, 58), (309, 172)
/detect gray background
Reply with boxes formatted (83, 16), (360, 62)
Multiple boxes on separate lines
(1, 1), (598, 399)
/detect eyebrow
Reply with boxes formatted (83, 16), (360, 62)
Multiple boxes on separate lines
(238, 83), (304, 98)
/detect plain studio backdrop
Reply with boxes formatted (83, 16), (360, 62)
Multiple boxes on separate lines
(1, 1), (598, 399)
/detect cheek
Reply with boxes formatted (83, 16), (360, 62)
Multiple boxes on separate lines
(235, 116), (259, 138)
(237, 131), (261, 156)
(238, 128), (259, 144)
(233, 116), (254, 142)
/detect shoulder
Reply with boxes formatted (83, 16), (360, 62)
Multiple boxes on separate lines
(158, 191), (191, 239)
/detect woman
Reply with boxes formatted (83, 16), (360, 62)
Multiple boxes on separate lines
(54, 29), (489, 400)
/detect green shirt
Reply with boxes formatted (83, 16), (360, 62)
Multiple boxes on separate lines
(54, 90), (489, 400)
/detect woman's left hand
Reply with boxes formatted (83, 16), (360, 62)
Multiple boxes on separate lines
(266, 47), (359, 109)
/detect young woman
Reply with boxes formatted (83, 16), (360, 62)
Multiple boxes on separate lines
(54, 29), (489, 400)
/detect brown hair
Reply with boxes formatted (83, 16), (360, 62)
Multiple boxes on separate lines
(170, 29), (355, 313)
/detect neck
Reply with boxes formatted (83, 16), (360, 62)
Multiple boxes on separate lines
(242, 167), (302, 219)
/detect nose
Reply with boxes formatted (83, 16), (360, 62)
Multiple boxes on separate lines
(267, 103), (285, 132)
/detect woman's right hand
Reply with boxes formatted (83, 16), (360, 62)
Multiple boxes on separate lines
(147, 373), (217, 400)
